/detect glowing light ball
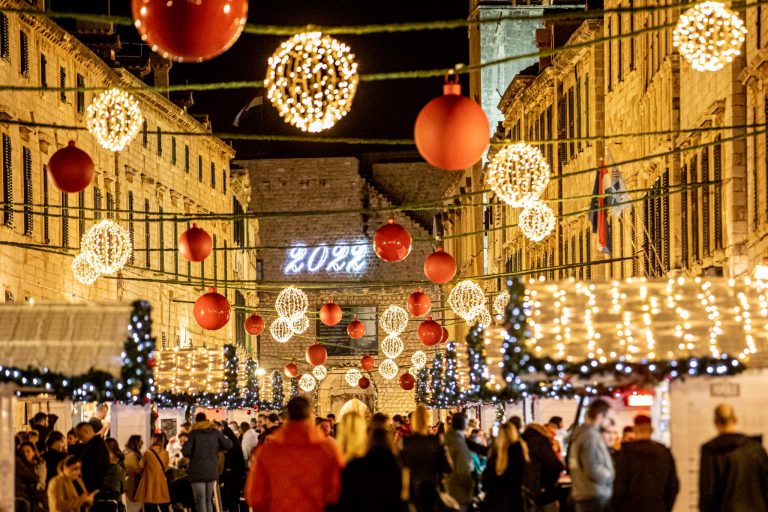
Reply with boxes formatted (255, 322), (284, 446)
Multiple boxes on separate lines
(411, 350), (427, 370)
(378, 359), (399, 380)
(449, 280), (486, 323)
(299, 373), (316, 392)
(270, 317), (293, 343)
(379, 305), (409, 336)
(485, 143), (551, 207)
(381, 334), (404, 358)
(275, 286), (309, 321)
(673, 1), (747, 72)
(82, 220), (132, 275)
(312, 365), (328, 381)
(86, 88), (143, 152)
(345, 368), (363, 387)
(72, 253), (100, 285)
(519, 200), (556, 242)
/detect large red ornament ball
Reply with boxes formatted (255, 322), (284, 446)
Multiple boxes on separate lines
(131, 0), (248, 63)
(399, 372), (415, 391)
(347, 318), (366, 339)
(414, 78), (490, 171)
(360, 354), (375, 371)
(319, 300), (343, 326)
(358, 376), (371, 389)
(193, 287), (230, 330)
(418, 316), (443, 346)
(244, 314), (265, 336)
(306, 343), (328, 367)
(440, 326), (450, 344)
(179, 224), (213, 262)
(47, 141), (94, 193)
(284, 363), (299, 378)
(407, 289), (432, 317)
(424, 246), (457, 284)
(373, 218), (412, 263)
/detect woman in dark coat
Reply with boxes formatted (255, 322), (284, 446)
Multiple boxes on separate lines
(220, 422), (246, 512)
(482, 422), (530, 512)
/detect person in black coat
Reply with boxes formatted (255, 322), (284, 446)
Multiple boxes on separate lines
(219, 422), (245, 512)
(74, 421), (110, 492)
(699, 404), (768, 512)
(482, 422), (529, 512)
(611, 415), (679, 512)
(42, 431), (68, 485)
(30, 412), (57, 453)
(521, 423), (564, 510)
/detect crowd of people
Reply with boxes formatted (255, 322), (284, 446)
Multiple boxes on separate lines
(13, 398), (768, 512)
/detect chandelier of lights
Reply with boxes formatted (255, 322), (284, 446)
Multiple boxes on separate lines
(449, 280), (486, 323)
(290, 314), (310, 334)
(378, 359), (399, 380)
(86, 88), (143, 152)
(312, 364), (328, 381)
(270, 317), (293, 343)
(265, 31), (359, 133)
(345, 368), (363, 387)
(519, 200), (556, 242)
(381, 334), (404, 358)
(275, 286), (309, 321)
(81, 220), (133, 275)
(379, 305), (409, 336)
(485, 143), (551, 207)
(493, 291), (510, 317)
(298, 373), (317, 392)
(673, 1), (747, 72)
(411, 350), (427, 370)
(72, 252), (100, 285)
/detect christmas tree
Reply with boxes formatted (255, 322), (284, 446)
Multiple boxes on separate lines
(223, 345), (239, 400)
(271, 371), (285, 411)
(430, 353), (445, 409)
(290, 376), (299, 399)
(443, 341), (460, 407)
(243, 359), (260, 409)
(415, 367), (430, 405)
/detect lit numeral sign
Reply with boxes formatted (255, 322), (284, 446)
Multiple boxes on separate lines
(285, 243), (368, 274)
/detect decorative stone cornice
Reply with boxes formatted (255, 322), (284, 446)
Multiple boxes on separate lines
(123, 165), (138, 184)
(230, 168), (252, 210)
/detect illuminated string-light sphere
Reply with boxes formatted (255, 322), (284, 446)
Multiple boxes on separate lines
(270, 317), (293, 343)
(82, 220), (133, 275)
(485, 143), (551, 207)
(379, 305), (409, 335)
(519, 200), (556, 242)
(275, 286), (309, 321)
(290, 314), (310, 334)
(86, 88), (143, 152)
(381, 334), (404, 358)
(449, 280), (486, 323)
(265, 31), (359, 133)
(345, 368), (363, 387)
(72, 252), (100, 285)
(378, 359), (399, 380)
(673, 1), (747, 72)
(298, 373), (317, 392)
(411, 350), (427, 370)
(493, 291), (510, 317)
(471, 305), (493, 327)
(312, 364), (328, 381)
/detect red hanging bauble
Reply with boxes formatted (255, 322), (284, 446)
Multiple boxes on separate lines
(244, 313), (265, 336)
(414, 76), (490, 171)
(418, 316), (443, 346)
(131, 0), (248, 62)
(347, 317), (366, 339)
(424, 246), (457, 284)
(47, 141), (94, 193)
(373, 218), (412, 262)
(440, 326), (450, 344)
(306, 344), (328, 367)
(360, 354), (375, 371)
(147, 357), (157, 369)
(179, 224), (213, 262)
(284, 362), (299, 378)
(399, 372), (416, 391)
(407, 288), (432, 317)
(319, 299), (343, 326)
(358, 376), (371, 389)
(193, 287), (230, 330)
(246, 410), (252, 416)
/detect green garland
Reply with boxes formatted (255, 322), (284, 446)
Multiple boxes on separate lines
(290, 377), (299, 400)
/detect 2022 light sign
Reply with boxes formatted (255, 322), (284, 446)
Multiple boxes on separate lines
(284, 243), (369, 274)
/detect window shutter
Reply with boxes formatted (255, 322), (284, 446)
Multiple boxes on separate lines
(142, 120), (148, 148)
(20, 31), (29, 77)
(106, 192), (114, 219)
(76, 74), (85, 114)
(22, 146), (32, 236)
(586, 228), (592, 278)
(171, 137), (177, 165)
(42, 165), (49, 244)
(144, 199), (151, 269)
(40, 53), (47, 88)
(663, 170), (670, 271)
(157, 127), (163, 156)
(714, 137), (723, 250)
(0, 13), (8, 59)
(61, 192), (69, 248)
(159, 207), (165, 272)
(59, 67), (66, 103)
(701, 149), (710, 256)
(78, 190), (85, 242)
(211, 162), (216, 189)
(3, 133), (12, 227)
(681, 165), (689, 268)
(94, 187), (102, 219)
(128, 192), (135, 264)
(691, 156), (699, 262)
(173, 217), (179, 275)
(213, 235), (218, 285)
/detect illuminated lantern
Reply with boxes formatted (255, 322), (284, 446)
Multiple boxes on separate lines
(360, 354), (375, 371)
(414, 76), (489, 171)
(179, 224), (212, 262)
(399, 372), (415, 391)
(440, 326), (449, 344)
(131, 0), (248, 62)
(347, 317), (366, 339)
(284, 362), (299, 378)
(306, 343), (328, 367)
(244, 313), (264, 336)
(373, 218), (412, 262)
(193, 287), (230, 330)
(358, 376), (371, 389)
(47, 141), (94, 193)
(407, 288), (432, 317)
(319, 299), (343, 326)
(424, 246), (457, 284)
(418, 316), (443, 346)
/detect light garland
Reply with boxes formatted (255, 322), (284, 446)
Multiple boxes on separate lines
(519, 200), (556, 242)
(298, 373), (317, 392)
(81, 220), (133, 275)
(265, 31), (359, 133)
(72, 252), (100, 285)
(275, 286), (309, 321)
(312, 364), (328, 381)
(270, 317), (294, 343)
(85, 88), (143, 152)
(378, 359), (399, 380)
(411, 350), (427, 370)
(673, 1), (747, 72)
(379, 305), (409, 335)
(485, 143), (551, 207)
(345, 368), (363, 387)
(493, 290), (510, 317)
(381, 334), (404, 358)
(290, 314), (310, 334)
(449, 280), (486, 323)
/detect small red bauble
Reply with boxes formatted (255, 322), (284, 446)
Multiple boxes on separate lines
(424, 246), (457, 284)
(193, 287), (230, 330)
(418, 316), (443, 346)
(47, 141), (94, 193)
(440, 326), (450, 344)
(247, 410), (252, 416)
(373, 218), (412, 262)
(358, 376), (371, 389)
(244, 313), (265, 336)
(179, 224), (213, 262)
(414, 76), (490, 171)
(284, 363), (299, 378)
(360, 354), (375, 371)
(306, 344), (328, 367)
(407, 288), (432, 317)
(131, 0), (248, 62)
(399, 372), (416, 391)
(347, 317), (366, 339)
(319, 300), (343, 326)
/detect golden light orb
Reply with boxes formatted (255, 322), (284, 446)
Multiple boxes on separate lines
(519, 200), (556, 242)
(411, 350), (427, 370)
(493, 291), (510, 317)
(298, 373), (317, 392)
(312, 364), (328, 381)
(72, 252), (100, 285)
(275, 286), (309, 321)
(378, 358), (399, 380)
(81, 219), (133, 275)
(345, 368), (363, 387)
(486, 143), (551, 207)
(86, 88), (143, 152)
(381, 334), (404, 358)
(270, 317), (293, 343)
(379, 305), (409, 336)
(673, 1), (747, 72)
(449, 280), (486, 323)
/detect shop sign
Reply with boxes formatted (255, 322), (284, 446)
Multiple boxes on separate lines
(710, 382), (740, 398)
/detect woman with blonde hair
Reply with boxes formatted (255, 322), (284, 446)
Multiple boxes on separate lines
(335, 411), (368, 463)
(481, 422), (530, 511)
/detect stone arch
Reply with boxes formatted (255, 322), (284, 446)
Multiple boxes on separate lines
(316, 369), (376, 417)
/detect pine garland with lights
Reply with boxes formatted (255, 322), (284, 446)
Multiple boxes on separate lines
(415, 366), (430, 405)
(223, 345), (239, 397)
(430, 353), (446, 409)
(272, 371), (285, 411)
(290, 376), (299, 399)
(443, 341), (460, 407)
(243, 359), (261, 409)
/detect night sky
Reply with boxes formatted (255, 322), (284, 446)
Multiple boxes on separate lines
(51, 0), (470, 158)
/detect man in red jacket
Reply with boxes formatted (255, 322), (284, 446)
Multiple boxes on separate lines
(246, 396), (343, 512)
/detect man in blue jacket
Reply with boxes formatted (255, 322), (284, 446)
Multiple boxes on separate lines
(568, 399), (615, 512)
(182, 412), (233, 512)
